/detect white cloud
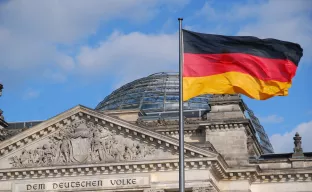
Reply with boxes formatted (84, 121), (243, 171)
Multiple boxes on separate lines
(236, 0), (312, 62)
(270, 121), (312, 153)
(23, 89), (40, 100)
(76, 31), (178, 87)
(1, 0), (310, 90)
(0, 0), (187, 44)
(259, 114), (284, 124)
(0, 0), (188, 86)
(195, 0), (312, 62)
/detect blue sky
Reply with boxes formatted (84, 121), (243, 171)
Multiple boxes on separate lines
(0, 0), (311, 153)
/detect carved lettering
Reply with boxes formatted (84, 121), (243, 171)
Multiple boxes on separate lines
(17, 177), (148, 191)
(50, 180), (102, 190)
(110, 178), (137, 186)
(26, 184), (45, 191)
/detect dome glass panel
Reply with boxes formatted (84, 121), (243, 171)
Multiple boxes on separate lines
(95, 72), (210, 112)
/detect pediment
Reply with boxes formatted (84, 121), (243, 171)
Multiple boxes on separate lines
(0, 105), (217, 169)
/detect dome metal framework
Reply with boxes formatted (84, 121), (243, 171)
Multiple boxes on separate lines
(95, 72), (210, 112)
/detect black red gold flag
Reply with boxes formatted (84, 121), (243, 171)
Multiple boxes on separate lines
(182, 29), (303, 101)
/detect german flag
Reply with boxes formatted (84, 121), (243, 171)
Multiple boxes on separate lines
(182, 29), (303, 101)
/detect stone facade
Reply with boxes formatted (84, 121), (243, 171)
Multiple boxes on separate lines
(0, 95), (311, 192)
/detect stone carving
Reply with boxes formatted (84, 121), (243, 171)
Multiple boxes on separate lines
(136, 117), (198, 127)
(0, 128), (24, 142)
(9, 119), (174, 168)
(192, 186), (216, 192)
(293, 132), (303, 152)
(292, 132), (304, 158)
(0, 128), (8, 141)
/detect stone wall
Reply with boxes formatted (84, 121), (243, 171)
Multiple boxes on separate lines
(251, 182), (312, 192)
(205, 126), (249, 166)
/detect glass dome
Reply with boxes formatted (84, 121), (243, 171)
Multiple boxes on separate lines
(95, 72), (210, 112)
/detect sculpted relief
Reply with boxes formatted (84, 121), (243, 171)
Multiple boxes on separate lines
(9, 119), (175, 168)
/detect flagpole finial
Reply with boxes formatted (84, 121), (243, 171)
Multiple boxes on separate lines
(178, 18), (183, 21)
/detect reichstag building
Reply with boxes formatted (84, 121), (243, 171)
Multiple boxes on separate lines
(0, 72), (311, 192)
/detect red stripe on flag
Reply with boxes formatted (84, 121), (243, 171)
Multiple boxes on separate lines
(183, 53), (297, 82)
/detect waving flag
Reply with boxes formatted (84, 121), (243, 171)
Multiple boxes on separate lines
(182, 29), (303, 101)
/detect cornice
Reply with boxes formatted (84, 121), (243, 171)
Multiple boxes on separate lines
(223, 166), (312, 183)
(0, 158), (215, 181)
(202, 122), (248, 132)
(157, 128), (204, 137)
(135, 118), (202, 128)
(145, 119), (251, 135)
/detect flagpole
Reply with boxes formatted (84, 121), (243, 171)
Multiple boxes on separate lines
(178, 17), (185, 192)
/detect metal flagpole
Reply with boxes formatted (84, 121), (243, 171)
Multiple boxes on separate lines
(178, 17), (185, 192)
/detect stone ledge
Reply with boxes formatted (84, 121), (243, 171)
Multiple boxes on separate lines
(224, 165), (312, 183)
(0, 158), (216, 180)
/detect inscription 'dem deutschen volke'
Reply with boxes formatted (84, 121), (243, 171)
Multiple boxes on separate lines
(16, 176), (150, 191)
